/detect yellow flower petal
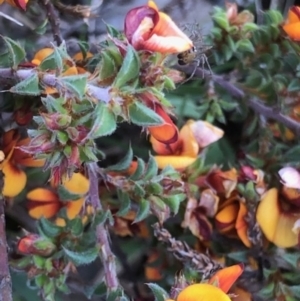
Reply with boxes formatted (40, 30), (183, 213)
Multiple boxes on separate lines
(2, 162), (26, 197)
(256, 188), (299, 248)
(177, 283), (231, 301)
(62, 172), (90, 195)
(215, 203), (239, 233)
(27, 188), (58, 202)
(179, 120), (199, 157)
(66, 198), (85, 219)
(29, 202), (61, 219)
(154, 156), (197, 169)
(55, 217), (67, 227)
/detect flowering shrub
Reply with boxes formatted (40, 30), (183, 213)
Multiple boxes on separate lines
(1, 0), (300, 301)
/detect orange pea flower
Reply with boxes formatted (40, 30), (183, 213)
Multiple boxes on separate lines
(124, 0), (193, 53)
(282, 6), (300, 41)
(150, 120), (224, 170)
(168, 264), (243, 301)
(255, 167), (300, 248)
(256, 183), (300, 248)
(215, 194), (251, 247)
(0, 0), (28, 10)
(0, 130), (45, 197)
(27, 172), (89, 222)
(139, 91), (179, 144)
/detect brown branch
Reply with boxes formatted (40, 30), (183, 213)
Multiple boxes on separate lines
(176, 65), (300, 136)
(152, 223), (223, 279)
(0, 170), (13, 301)
(39, 0), (63, 46)
(87, 163), (119, 292)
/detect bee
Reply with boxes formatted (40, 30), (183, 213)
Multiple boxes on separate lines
(177, 23), (212, 82)
(177, 46), (197, 66)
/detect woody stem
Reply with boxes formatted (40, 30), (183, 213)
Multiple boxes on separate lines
(87, 163), (119, 291)
(0, 170), (13, 301)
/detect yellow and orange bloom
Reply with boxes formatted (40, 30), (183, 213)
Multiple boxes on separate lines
(168, 264), (243, 301)
(282, 6), (300, 41)
(124, 1), (193, 54)
(27, 172), (89, 222)
(0, 130), (45, 197)
(150, 120), (224, 170)
(215, 193), (251, 247)
(0, 0), (28, 10)
(139, 91), (179, 144)
(256, 187), (300, 248)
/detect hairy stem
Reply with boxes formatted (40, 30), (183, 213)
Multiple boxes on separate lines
(0, 170), (13, 301)
(39, 0), (63, 45)
(87, 163), (119, 291)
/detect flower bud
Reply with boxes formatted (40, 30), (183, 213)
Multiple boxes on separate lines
(41, 113), (72, 131)
(17, 234), (56, 257)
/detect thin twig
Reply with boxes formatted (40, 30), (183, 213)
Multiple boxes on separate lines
(0, 12), (23, 26)
(0, 68), (111, 103)
(0, 170), (13, 301)
(39, 0), (63, 45)
(176, 65), (300, 136)
(152, 223), (223, 279)
(87, 163), (119, 292)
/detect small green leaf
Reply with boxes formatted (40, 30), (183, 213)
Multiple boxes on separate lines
(33, 255), (46, 269)
(57, 185), (82, 201)
(39, 47), (63, 72)
(133, 199), (150, 223)
(116, 191), (131, 216)
(35, 274), (48, 288)
(236, 39), (255, 53)
(283, 253), (300, 269)
(1, 36), (25, 68)
(129, 101), (164, 126)
(10, 73), (40, 95)
(107, 289), (124, 301)
(105, 22), (122, 38)
(38, 218), (62, 238)
(61, 74), (88, 99)
(134, 182), (146, 196)
(212, 13), (230, 31)
(147, 182), (163, 194)
(114, 45), (140, 88)
(35, 19), (48, 35)
(99, 51), (117, 80)
(287, 78), (300, 92)
(144, 155), (158, 180)
(163, 194), (185, 214)
(106, 147), (133, 171)
(69, 218), (84, 236)
(93, 210), (113, 226)
(146, 283), (169, 301)
(89, 102), (117, 139)
(129, 158), (145, 180)
(63, 246), (99, 266)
